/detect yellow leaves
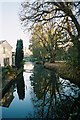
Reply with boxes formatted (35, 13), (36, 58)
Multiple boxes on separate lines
(66, 16), (71, 32)
(51, 29), (54, 35)
(40, 41), (43, 47)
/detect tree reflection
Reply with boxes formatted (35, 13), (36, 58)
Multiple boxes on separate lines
(16, 72), (25, 100)
(30, 64), (80, 119)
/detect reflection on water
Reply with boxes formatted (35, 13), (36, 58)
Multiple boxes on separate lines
(16, 72), (25, 100)
(0, 86), (14, 108)
(30, 64), (80, 119)
(0, 62), (80, 119)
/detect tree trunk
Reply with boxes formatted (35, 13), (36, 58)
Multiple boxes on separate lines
(50, 51), (55, 63)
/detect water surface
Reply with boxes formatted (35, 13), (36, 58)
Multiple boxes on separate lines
(0, 62), (80, 119)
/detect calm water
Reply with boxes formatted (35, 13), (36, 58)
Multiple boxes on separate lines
(0, 62), (80, 119)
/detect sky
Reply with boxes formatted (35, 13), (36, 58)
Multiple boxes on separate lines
(0, 0), (30, 51)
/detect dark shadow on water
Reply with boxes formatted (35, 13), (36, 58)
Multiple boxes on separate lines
(30, 64), (80, 119)
(0, 86), (14, 108)
(0, 72), (25, 108)
(16, 72), (25, 100)
(1, 63), (80, 119)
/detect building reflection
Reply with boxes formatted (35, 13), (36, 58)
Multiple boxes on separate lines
(16, 72), (25, 100)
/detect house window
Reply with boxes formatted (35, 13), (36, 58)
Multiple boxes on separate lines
(3, 47), (5, 54)
(4, 58), (9, 66)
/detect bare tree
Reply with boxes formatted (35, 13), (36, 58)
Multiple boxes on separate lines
(20, 0), (80, 67)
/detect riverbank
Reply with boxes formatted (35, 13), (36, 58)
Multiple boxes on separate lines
(44, 62), (80, 86)
(0, 67), (23, 100)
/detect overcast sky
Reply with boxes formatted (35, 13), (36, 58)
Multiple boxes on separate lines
(0, 0), (30, 51)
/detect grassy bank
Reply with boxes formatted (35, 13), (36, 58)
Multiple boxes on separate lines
(44, 62), (80, 86)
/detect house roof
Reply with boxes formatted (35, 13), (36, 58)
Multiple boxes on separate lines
(0, 40), (13, 48)
(0, 40), (5, 44)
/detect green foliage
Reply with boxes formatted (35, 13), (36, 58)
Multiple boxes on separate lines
(29, 23), (62, 63)
(2, 65), (14, 79)
(29, 25), (48, 62)
(55, 48), (67, 61)
(15, 39), (24, 69)
(66, 46), (78, 68)
(20, 1), (80, 68)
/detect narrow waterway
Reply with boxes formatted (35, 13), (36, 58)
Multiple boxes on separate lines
(0, 62), (80, 119)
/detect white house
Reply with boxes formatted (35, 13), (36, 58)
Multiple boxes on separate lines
(0, 40), (13, 66)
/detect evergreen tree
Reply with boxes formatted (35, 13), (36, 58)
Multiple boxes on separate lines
(15, 39), (24, 69)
